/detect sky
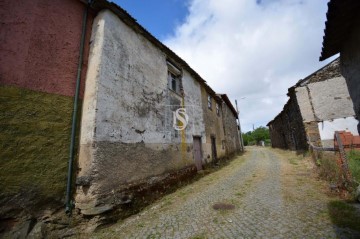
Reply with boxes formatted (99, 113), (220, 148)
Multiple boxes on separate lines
(113, 0), (337, 132)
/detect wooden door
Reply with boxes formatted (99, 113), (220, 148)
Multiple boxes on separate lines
(211, 136), (217, 162)
(193, 137), (203, 171)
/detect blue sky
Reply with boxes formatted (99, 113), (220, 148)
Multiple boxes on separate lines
(112, 0), (334, 132)
(112, 0), (189, 40)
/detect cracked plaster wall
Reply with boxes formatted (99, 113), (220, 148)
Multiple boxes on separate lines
(76, 10), (206, 215)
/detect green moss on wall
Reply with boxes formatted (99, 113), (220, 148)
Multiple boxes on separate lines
(0, 85), (76, 204)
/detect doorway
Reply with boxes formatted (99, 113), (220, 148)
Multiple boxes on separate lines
(193, 136), (203, 171)
(211, 136), (217, 163)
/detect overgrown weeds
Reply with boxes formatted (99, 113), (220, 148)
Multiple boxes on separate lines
(327, 200), (360, 232)
(347, 150), (360, 183)
(314, 152), (341, 184)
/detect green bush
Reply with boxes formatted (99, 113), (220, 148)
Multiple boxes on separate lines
(348, 150), (360, 183)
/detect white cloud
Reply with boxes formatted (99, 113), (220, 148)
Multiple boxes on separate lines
(164, 0), (336, 132)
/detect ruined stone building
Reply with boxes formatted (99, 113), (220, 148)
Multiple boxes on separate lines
(0, 0), (241, 226)
(320, 0), (360, 135)
(267, 58), (358, 150)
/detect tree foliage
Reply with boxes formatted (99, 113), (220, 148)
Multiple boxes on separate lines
(242, 126), (270, 146)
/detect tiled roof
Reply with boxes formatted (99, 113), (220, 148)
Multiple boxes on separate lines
(320, 0), (360, 61)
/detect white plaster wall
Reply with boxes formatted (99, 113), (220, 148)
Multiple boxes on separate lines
(295, 86), (315, 122)
(93, 10), (168, 144)
(78, 12), (105, 174)
(308, 77), (355, 121)
(296, 77), (355, 124)
(82, 10), (203, 146)
(80, 15), (106, 145)
(79, 9), (208, 154)
(182, 70), (206, 143)
(318, 116), (359, 142)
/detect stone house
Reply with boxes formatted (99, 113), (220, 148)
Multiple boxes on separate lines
(320, 0), (360, 135)
(268, 58), (357, 150)
(219, 94), (242, 156)
(0, 0), (241, 223)
(199, 87), (226, 165)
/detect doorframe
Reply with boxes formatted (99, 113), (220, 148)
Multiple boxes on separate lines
(210, 135), (217, 163)
(193, 136), (203, 171)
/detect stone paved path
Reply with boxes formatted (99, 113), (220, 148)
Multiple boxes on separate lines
(92, 147), (360, 239)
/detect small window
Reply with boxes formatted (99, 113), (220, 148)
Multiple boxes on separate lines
(170, 73), (177, 92)
(222, 140), (225, 149)
(174, 129), (179, 138)
(216, 103), (220, 116)
(167, 61), (182, 95)
(208, 95), (212, 110)
(168, 71), (182, 94)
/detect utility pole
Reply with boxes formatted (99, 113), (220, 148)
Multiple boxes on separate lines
(235, 99), (244, 152)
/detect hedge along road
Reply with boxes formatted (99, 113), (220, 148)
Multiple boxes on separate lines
(91, 147), (360, 239)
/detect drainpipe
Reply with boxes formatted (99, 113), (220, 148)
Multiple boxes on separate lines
(65, 1), (90, 214)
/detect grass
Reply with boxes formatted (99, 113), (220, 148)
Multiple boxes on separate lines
(235, 192), (244, 197)
(327, 200), (360, 232)
(289, 157), (299, 165)
(347, 150), (360, 183)
(146, 232), (161, 239)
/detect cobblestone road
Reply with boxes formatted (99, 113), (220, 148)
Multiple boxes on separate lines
(93, 147), (360, 239)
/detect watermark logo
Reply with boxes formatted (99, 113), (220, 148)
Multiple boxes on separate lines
(173, 108), (189, 131)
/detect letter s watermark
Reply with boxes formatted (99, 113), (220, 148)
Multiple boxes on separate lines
(173, 108), (189, 131)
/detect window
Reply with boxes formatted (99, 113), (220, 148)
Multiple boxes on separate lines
(167, 61), (182, 95)
(174, 129), (179, 138)
(216, 103), (220, 116)
(208, 95), (212, 110)
(170, 72), (177, 92)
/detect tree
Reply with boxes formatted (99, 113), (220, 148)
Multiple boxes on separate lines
(242, 131), (254, 146)
(242, 126), (270, 146)
(252, 126), (270, 144)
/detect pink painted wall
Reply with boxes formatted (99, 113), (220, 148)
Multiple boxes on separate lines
(0, 0), (94, 97)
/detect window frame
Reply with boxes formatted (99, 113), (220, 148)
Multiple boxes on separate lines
(208, 95), (212, 110)
(216, 103), (220, 116)
(167, 61), (183, 95)
(169, 72), (178, 93)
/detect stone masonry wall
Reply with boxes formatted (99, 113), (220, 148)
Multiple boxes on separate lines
(200, 89), (226, 163)
(268, 93), (307, 151)
(269, 116), (287, 149)
(286, 91), (308, 150)
(221, 101), (241, 156)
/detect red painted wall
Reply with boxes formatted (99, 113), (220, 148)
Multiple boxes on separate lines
(0, 0), (94, 97)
